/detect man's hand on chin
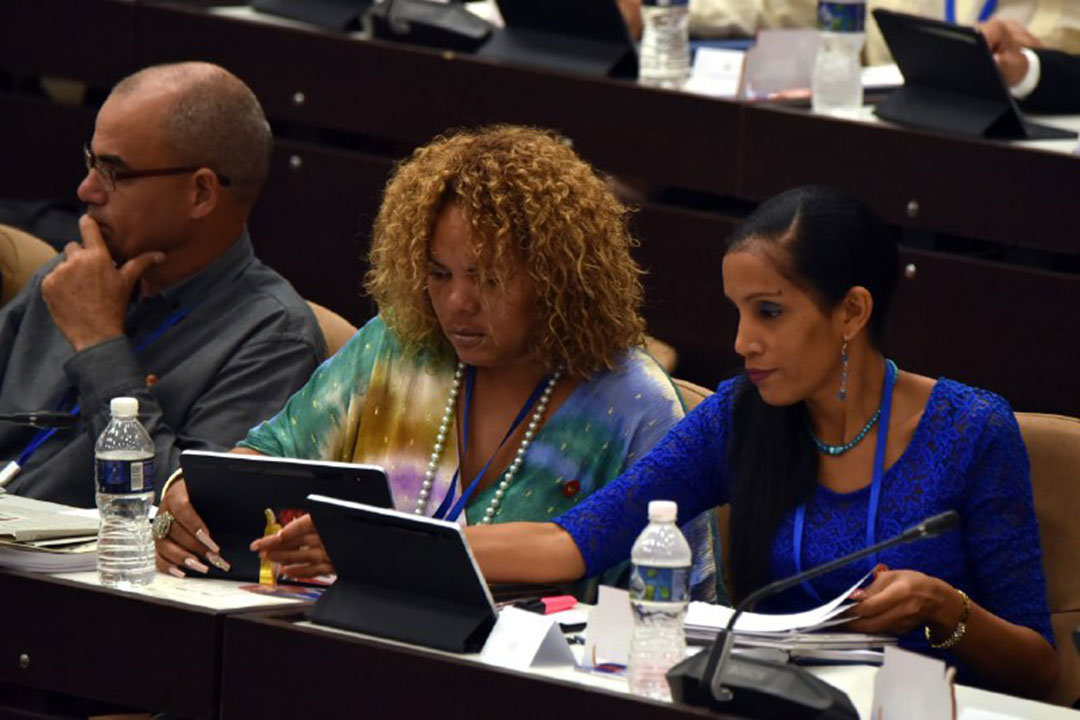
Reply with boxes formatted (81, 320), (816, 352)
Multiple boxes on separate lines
(41, 214), (166, 353)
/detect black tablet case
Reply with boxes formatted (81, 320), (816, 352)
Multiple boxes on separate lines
(305, 495), (497, 653)
(179, 451), (392, 582)
(873, 9), (1076, 140)
(478, 0), (638, 79)
(252, 0), (371, 31)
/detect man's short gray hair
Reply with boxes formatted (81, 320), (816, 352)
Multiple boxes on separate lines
(113, 62), (272, 206)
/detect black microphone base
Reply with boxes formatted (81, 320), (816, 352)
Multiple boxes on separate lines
(666, 650), (859, 720)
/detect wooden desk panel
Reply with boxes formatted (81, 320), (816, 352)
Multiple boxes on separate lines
(0, 92), (92, 201)
(0, 570), (222, 718)
(740, 105), (1080, 255)
(0, 0), (133, 88)
(632, 203), (741, 388)
(221, 612), (728, 719)
(890, 248), (1080, 416)
(249, 140), (393, 324)
(132, 4), (741, 195)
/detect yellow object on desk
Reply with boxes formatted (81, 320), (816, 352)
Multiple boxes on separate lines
(259, 508), (281, 588)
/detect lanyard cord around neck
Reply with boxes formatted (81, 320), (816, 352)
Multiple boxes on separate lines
(431, 366), (553, 523)
(792, 359), (898, 604)
(945, 0), (997, 24)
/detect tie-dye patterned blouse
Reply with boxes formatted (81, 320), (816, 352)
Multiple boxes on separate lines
(239, 315), (723, 601)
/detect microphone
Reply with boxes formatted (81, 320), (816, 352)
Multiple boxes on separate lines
(667, 510), (960, 719)
(0, 411), (77, 429)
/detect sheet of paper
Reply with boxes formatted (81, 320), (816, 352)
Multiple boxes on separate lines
(873, 646), (953, 720)
(742, 28), (818, 98)
(584, 585), (633, 666)
(685, 569), (871, 635)
(862, 63), (903, 90)
(54, 571), (305, 610)
(480, 607), (576, 671)
(685, 48), (745, 98)
(958, 710), (1027, 720)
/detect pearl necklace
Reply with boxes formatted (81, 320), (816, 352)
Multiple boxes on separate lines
(414, 362), (563, 524)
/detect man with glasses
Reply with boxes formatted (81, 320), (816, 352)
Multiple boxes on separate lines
(0, 62), (326, 510)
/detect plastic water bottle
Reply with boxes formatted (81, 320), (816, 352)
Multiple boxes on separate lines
(627, 500), (692, 701)
(95, 397), (156, 588)
(639, 0), (691, 89)
(811, 0), (866, 116)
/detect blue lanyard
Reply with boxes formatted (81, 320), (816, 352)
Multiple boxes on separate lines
(945, 0), (997, 24)
(431, 366), (553, 523)
(793, 359), (898, 603)
(14, 306), (192, 468)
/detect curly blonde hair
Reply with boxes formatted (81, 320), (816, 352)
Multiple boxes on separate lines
(365, 125), (646, 379)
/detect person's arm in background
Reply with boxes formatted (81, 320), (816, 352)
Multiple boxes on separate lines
(617, 0), (814, 41)
(981, 18), (1080, 114)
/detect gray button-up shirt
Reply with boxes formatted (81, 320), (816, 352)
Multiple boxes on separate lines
(0, 231), (326, 506)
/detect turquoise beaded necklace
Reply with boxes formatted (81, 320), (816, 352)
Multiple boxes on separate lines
(804, 359), (897, 456)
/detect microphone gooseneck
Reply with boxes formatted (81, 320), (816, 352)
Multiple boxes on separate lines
(0, 411), (77, 430)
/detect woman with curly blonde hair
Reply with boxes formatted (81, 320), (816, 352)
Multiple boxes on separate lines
(166, 125), (722, 601)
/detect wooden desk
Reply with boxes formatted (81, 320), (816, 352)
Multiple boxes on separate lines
(1, 1), (1077, 413)
(220, 611), (1080, 720)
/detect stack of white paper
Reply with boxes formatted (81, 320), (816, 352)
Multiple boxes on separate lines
(0, 495), (99, 572)
(684, 571), (894, 660)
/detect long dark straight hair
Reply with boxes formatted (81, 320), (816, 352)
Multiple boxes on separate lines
(725, 186), (899, 601)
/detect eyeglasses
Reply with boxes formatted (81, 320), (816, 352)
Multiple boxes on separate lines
(83, 144), (231, 191)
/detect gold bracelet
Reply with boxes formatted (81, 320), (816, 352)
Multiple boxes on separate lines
(158, 467), (184, 504)
(926, 588), (970, 650)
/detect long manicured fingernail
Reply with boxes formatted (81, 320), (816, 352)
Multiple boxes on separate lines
(195, 528), (220, 553)
(206, 552), (231, 572)
(167, 566), (186, 579)
(184, 557), (210, 574)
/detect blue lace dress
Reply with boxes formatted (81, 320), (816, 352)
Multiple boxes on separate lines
(555, 376), (1054, 686)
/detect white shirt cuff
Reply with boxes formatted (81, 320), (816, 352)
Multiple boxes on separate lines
(1009, 47), (1041, 100)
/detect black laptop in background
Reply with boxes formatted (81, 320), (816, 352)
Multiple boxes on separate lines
(477, 0), (638, 78)
(873, 9), (1077, 140)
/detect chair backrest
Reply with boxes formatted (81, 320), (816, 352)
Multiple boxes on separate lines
(644, 335), (677, 374)
(670, 377), (735, 592)
(0, 224), (58, 306)
(1016, 411), (1080, 706)
(305, 301), (358, 357)
(670, 376), (711, 412)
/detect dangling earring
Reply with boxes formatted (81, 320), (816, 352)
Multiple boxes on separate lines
(838, 340), (849, 401)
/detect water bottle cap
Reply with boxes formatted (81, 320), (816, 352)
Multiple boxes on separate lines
(110, 397), (139, 417)
(647, 500), (677, 523)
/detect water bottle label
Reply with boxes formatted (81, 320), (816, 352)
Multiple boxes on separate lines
(817, 2), (866, 32)
(96, 458), (155, 493)
(630, 565), (690, 603)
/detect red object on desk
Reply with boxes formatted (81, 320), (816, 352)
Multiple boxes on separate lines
(513, 595), (578, 614)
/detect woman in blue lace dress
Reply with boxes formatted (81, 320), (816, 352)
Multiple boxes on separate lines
(464, 186), (1058, 696)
